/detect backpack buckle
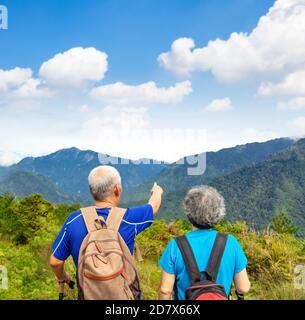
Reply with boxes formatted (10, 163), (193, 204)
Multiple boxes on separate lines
(94, 217), (107, 230)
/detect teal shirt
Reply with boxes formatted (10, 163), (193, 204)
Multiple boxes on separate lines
(159, 229), (248, 300)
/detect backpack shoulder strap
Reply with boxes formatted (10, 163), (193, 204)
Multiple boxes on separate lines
(175, 236), (201, 285)
(81, 206), (100, 233)
(206, 233), (228, 282)
(106, 207), (126, 232)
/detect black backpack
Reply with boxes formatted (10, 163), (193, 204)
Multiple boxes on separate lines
(175, 232), (228, 300)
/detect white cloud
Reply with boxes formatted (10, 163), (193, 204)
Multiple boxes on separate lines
(0, 67), (32, 92)
(39, 47), (108, 88)
(0, 47), (109, 104)
(158, 38), (199, 76)
(0, 150), (23, 166)
(80, 108), (208, 162)
(203, 128), (279, 152)
(90, 80), (192, 105)
(240, 128), (279, 143)
(203, 97), (232, 112)
(288, 116), (305, 134)
(79, 105), (152, 159)
(9, 78), (54, 99)
(0, 67), (53, 102)
(259, 69), (305, 97)
(277, 97), (305, 110)
(158, 0), (305, 82)
(79, 104), (91, 113)
(82, 105), (149, 132)
(0, 47), (195, 162)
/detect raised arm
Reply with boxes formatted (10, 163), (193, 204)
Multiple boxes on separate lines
(148, 182), (163, 216)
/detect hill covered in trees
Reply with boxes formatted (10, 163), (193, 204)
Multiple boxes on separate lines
(126, 138), (294, 202)
(0, 194), (304, 300)
(1, 137), (305, 235)
(0, 138), (294, 206)
(17, 147), (166, 202)
(0, 166), (81, 204)
(149, 138), (305, 237)
(210, 138), (305, 236)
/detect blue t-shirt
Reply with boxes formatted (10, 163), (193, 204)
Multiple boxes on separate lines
(52, 204), (153, 265)
(159, 229), (248, 299)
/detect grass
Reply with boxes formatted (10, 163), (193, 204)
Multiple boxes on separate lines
(1, 193), (305, 300)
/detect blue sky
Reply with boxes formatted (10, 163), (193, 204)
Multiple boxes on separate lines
(1, 0), (305, 164)
(1, 0), (273, 82)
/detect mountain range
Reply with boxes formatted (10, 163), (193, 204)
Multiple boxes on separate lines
(157, 138), (305, 236)
(2, 137), (305, 234)
(13, 147), (166, 203)
(125, 138), (294, 203)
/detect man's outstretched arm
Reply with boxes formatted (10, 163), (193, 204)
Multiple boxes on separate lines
(148, 182), (163, 216)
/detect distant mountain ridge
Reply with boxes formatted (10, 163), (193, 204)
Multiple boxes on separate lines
(211, 138), (305, 235)
(125, 138), (295, 203)
(157, 138), (305, 236)
(1, 137), (301, 233)
(16, 147), (166, 203)
(0, 166), (81, 203)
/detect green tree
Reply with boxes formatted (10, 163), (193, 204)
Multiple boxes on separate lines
(53, 203), (80, 225)
(10, 194), (54, 244)
(0, 193), (15, 238)
(270, 213), (299, 235)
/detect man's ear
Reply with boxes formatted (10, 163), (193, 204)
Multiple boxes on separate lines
(114, 184), (122, 197)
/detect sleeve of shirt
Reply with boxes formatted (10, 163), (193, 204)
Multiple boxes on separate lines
(124, 204), (154, 235)
(158, 239), (177, 275)
(230, 236), (248, 274)
(52, 220), (71, 261)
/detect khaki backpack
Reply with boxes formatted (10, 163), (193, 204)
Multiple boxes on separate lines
(77, 206), (141, 300)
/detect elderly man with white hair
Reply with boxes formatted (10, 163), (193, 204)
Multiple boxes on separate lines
(50, 165), (163, 289)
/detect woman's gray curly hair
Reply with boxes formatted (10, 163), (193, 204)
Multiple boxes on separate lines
(183, 185), (226, 228)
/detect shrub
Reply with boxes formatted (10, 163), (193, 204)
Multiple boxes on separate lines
(270, 213), (299, 235)
(0, 195), (304, 300)
(9, 195), (54, 244)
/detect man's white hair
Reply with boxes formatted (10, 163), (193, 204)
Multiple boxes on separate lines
(88, 166), (122, 201)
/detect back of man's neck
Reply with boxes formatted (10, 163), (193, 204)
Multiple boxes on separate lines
(95, 200), (117, 208)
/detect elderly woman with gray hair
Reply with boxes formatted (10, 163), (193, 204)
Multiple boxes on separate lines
(159, 185), (250, 300)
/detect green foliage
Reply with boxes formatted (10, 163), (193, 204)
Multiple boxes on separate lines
(215, 221), (304, 286)
(0, 193), (15, 239)
(155, 138), (305, 236)
(0, 167), (81, 204)
(137, 219), (305, 300)
(270, 213), (299, 235)
(17, 147), (166, 204)
(0, 194), (304, 300)
(136, 219), (191, 259)
(8, 194), (53, 244)
(53, 203), (80, 225)
(126, 138), (294, 204)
